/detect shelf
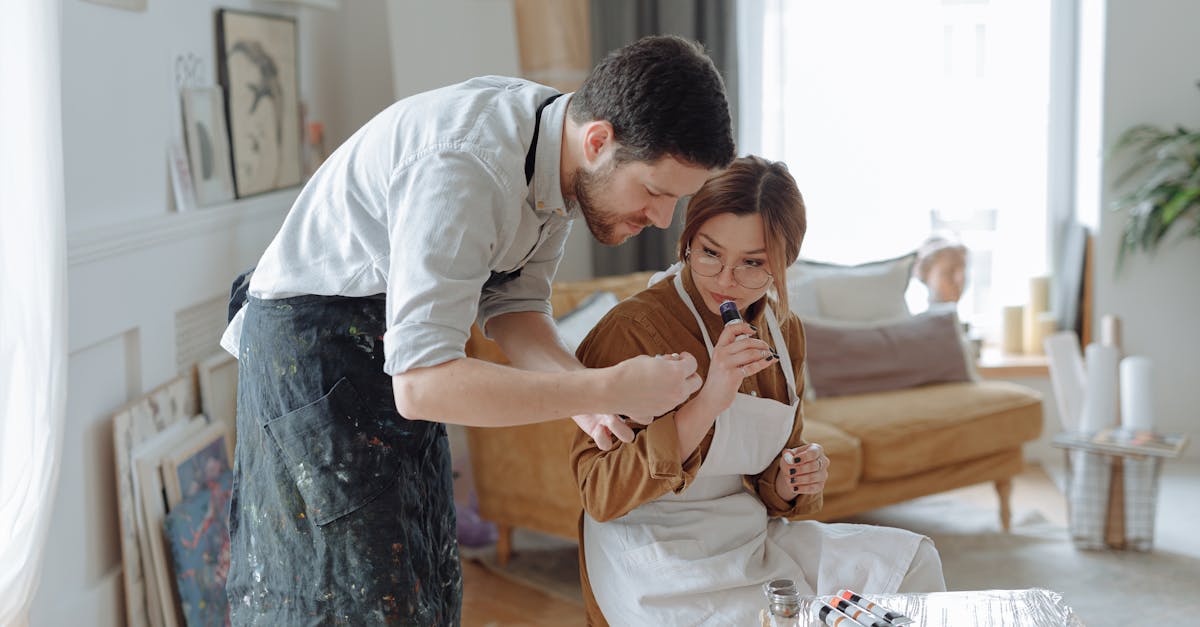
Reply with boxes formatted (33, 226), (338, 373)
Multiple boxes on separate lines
(976, 345), (1049, 379)
(67, 188), (297, 266)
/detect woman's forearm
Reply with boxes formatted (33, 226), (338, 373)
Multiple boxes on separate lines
(673, 392), (723, 461)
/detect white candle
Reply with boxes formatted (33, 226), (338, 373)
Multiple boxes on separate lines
(1003, 305), (1024, 354)
(1081, 343), (1119, 432)
(1119, 356), (1155, 432)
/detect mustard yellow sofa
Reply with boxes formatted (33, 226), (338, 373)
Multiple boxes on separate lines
(465, 272), (1043, 565)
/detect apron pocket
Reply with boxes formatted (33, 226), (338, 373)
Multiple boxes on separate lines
(619, 538), (706, 573)
(266, 377), (401, 526)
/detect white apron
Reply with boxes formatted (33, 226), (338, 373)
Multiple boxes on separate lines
(583, 272), (925, 626)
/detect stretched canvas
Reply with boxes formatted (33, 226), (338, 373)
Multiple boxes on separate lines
(198, 351), (238, 447)
(163, 421), (233, 509)
(181, 87), (236, 206)
(134, 418), (209, 627)
(114, 375), (199, 627)
(216, 9), (302, 197)
(164, 470), (233, 627)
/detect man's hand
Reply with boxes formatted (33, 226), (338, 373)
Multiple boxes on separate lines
(572, 414), (635, 451)
(775, 443), (828, 501)
(606, 352), (703, 418)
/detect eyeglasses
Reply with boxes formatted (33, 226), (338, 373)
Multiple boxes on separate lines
(685, 247), (773, 290)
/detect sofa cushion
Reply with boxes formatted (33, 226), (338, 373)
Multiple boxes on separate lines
(786, 252), (917, 322)
(803, 310), (973, 398)
(803, 381), (1042, 481)
(555, 290), (619, 352)
(801, 419), (861, 496)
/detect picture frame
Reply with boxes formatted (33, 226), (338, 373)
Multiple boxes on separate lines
(197, 350), (238, 447)
(132, 416), (208, 627)
(216, 9), (303, 198)
(113, 375), (199, 627)
(180, 87), (236, 207)
(161, 421), (234, 509)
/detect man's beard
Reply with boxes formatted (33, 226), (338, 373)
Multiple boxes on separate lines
(572, 163), (648, 246)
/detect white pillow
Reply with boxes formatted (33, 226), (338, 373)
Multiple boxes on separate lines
(786, 252), (917, 322)
(555, 291), (620, 352)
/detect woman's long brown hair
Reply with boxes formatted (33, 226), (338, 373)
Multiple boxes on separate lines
(677, 155), (807, 319)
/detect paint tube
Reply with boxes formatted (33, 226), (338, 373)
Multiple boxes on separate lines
(836, 590), (913, 625)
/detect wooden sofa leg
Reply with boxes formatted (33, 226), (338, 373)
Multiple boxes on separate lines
(495, 524), (513, 567)
(994, 478), (1013, 532)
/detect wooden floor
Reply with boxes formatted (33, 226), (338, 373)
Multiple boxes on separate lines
(459, 463), (1065, 626)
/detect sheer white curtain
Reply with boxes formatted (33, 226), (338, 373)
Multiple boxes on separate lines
(739, 0), (1053, 334)
(0, 1), (67, 625)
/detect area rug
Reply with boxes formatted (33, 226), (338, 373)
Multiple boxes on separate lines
(468, 496), (1200, 625)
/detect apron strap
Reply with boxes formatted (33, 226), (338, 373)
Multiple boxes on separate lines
(525, 93), (563, 185)
(490, 92), (563, 289)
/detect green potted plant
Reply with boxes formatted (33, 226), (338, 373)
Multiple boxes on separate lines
(1109, 82), (1200, 269)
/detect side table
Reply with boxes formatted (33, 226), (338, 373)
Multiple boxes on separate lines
(1051, 429), (1189, 550)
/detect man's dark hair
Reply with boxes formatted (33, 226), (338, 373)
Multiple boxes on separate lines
(569, 35), (735, 170)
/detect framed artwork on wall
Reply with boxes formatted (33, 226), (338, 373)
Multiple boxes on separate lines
(216, 9), (302, 198)
(181, 87), (236, 207)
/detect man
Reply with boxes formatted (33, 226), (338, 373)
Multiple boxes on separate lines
(221, 35), (734, 624)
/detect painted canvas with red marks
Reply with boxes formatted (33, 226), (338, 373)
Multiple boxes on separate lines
(164, 470), (233, 627)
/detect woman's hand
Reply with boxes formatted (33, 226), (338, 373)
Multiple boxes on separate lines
(694, 321), (776, 414)
(774, 443), (828, 501)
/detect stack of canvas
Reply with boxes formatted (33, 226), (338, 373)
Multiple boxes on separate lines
(112, 363), (237, 627)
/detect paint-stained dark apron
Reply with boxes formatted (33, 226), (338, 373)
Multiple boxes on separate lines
(225, 92), (561, 626)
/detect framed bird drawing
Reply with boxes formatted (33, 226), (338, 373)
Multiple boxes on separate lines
(216, 9), (303, 198)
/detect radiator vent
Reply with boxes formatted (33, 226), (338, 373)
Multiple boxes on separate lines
(175, 295), (227, 373)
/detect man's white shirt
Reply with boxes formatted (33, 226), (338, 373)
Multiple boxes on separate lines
(221, 77), (577, 376)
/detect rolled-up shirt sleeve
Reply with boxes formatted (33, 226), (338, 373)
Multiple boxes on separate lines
(382, 149), (513, 376)
(477, 214), (571, 336)
(569, 312), (704, 522)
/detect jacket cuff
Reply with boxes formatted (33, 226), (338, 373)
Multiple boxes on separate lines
(642, 413), (695, 492)
(757, 464), (824, 517)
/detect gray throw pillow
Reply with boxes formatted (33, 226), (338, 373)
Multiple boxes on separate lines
(804, 310), (972, 398)
(786, 252), (918, 322)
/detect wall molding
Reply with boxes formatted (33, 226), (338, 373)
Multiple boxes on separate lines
(67, 189), (298, 266)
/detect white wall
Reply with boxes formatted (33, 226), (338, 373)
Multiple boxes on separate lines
(31, 1), (394, 625)
(1089, 0), (1200, 456)
(384, 0), (594, 281)
(35, 1), (597, 623)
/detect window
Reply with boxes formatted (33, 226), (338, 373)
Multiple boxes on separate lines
(742, 0), (1055, 338)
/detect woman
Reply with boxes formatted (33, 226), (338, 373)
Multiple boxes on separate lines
(570, 156), (946, 626)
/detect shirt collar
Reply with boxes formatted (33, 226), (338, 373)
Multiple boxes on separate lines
(529, 92), (575, 219)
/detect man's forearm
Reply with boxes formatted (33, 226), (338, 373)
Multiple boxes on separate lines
(392, 357), (607, 425)
(486, 310), (583, 372)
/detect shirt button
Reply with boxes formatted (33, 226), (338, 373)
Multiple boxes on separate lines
(537, 201), (545, 209)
